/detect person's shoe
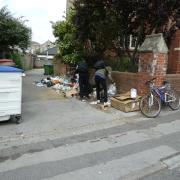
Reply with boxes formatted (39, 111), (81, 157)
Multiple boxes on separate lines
(90, 100), (100, 105)
(80, 97), (86, 102)
(81, 99), (86, 102)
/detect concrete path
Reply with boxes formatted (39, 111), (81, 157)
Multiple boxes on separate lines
(0, 69), (141, 149)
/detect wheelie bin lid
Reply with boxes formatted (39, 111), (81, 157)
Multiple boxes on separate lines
(0, 66), (23, 72)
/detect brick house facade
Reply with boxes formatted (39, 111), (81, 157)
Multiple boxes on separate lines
(167, 29), (180, 74)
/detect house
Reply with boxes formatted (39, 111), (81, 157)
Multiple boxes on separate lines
(30, 41), (41, 54)
(38, 46), (58, 60)
(34, 47), (58, 68)
(40, 40), (54, 52)
(168, 29), (180, 74)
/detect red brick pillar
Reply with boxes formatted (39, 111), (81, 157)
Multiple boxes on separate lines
(153, 53), (168, 86)
(138, 33), (168, 95)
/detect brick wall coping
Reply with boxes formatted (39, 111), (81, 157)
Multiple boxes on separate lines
(166, 74), (180, 78)
(139, 33), (168, 53)
(112, 71), (137, 75)
(137, 50), (153, 53)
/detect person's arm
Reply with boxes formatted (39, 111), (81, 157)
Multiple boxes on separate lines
(108, 71), (114, 83)
(106, 66), (114, 83)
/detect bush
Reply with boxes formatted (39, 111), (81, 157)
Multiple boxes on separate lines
(9, 52), (22, 68)
(104, 56), (138, 72)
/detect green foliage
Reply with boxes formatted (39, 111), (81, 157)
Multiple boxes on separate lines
(6, 51), (22, 68)
(11, 52), (22, 68)
(72, 0), (179, 71)
(73, 0), (119, 55)
(104, 56), (138, 72)
(62, 51), (82, 65)
(0, 6), (31, 55)
(52, 10), (83, 65)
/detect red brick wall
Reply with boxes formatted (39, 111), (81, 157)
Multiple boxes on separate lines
(112, 72), (180, 96)
(138, 52), (153, 74)
(112, 50), (168, 95)
(112, 72), (138, 93)
(112, 71), (149, 95)
(139, 51), (168, 87)
(168, 29), (180, 74)
(153, 53), (168, 86)
(166, 74), (180, 92)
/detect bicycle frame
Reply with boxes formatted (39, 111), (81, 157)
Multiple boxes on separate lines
(150, 85), (176, 103)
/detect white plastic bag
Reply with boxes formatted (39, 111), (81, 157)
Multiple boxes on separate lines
(108, 83), (117, 96)
(130, 88), (137, 99)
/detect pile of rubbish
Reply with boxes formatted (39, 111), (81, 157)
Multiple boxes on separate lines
(34, 75), (117, 100)
(34, 76), (79, 97)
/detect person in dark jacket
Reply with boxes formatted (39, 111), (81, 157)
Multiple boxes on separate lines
(94, 59), (113, 104)
(74, 60), (89, 101)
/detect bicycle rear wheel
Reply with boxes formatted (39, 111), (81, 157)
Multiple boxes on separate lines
(140, 93), (161, 118)
(168, 90), (180, 110)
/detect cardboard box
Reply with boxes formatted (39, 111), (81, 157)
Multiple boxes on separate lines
(110, 93), (141, 112)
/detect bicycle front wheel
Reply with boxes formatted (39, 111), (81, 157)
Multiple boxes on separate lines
(168, 90), (180, 110)
(140, 94), (161, 118)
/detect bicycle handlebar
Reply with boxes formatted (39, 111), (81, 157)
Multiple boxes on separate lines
(145, 77), (157, 86)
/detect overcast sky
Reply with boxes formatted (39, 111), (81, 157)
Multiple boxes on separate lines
(0, 0), (67, 44)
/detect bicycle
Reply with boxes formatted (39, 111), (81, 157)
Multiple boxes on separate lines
(139, 77), (180, 118)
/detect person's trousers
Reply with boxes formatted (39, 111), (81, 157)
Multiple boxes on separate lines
(95, 75), (107, 102)
(79, 73), (89, 98)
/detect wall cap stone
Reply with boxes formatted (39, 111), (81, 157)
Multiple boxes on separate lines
(139, 33), (168, 53)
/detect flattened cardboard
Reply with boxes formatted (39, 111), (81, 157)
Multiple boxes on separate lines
(111, 97), (140, 112)
(110, 92), (141, 112)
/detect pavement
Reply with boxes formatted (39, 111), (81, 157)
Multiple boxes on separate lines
(0, 69), (180, 180)
(0, 69), (142, 150)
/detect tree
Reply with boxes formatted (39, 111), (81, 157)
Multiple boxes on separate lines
(52, 10), (83, 65)
(73, 0), (119, 56)
(111, 0), (179, 60)
(0, 7), (31, 57)
(72, 0), (180, 70)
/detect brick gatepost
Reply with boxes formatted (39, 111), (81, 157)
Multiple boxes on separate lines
(138, 33), (168, 95)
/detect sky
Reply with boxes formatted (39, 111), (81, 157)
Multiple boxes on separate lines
(0, 0), (67, 44)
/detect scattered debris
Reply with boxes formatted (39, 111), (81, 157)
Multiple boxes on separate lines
(98, 102), (111, 111)
(34, 75), (79, 98)
(34, 75), (121, 112)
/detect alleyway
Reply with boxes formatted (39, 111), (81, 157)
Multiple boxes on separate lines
(0, 69), (180, 180)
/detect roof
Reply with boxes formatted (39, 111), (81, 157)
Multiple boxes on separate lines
(31, 41), (41, 45)
(0, 66), (23, 72)
(41, 47), (57, 55)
